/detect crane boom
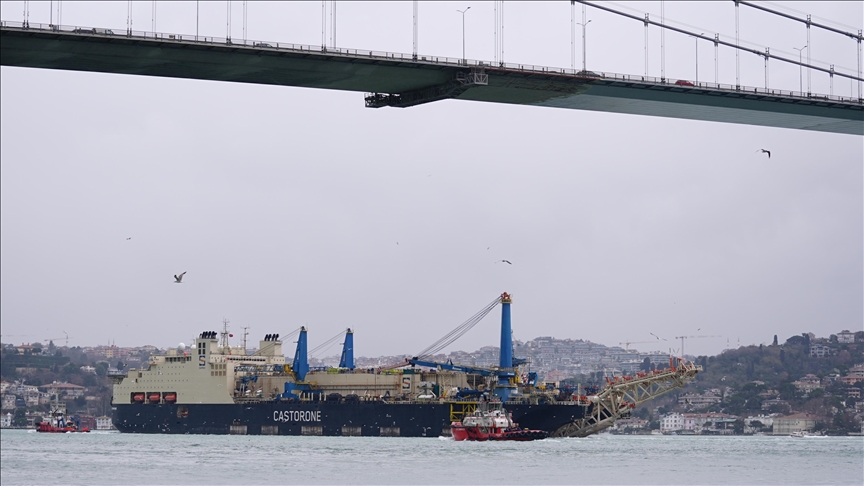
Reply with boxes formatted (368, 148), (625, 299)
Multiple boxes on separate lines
(407, 357), (498, 376)
(552, 358), (702, 437)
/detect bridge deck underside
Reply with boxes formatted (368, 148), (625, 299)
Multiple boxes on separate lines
(2, 28), (861, 135)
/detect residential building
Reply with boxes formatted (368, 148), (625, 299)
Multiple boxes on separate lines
(661, 413), (684, 433)
(678, 392), (722, 409)
(837, 330), (856, 344)
(96, 416), (115, 430)
(0, 413), (11, 428)
(772, 413), (818, 435)
(809, 344), (831, 358)
(42, 382), (85, 398)
(793, 374), (821, 393)
(1, 394), (15, 410)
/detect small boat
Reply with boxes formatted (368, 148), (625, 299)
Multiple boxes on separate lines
(789, 431), (805, 438)
(36, 416), (90, 433)
(36, 402), (90, 433)
(451, 404), (548, 441)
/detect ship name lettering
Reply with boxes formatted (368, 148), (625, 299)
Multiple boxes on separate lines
(273, 410), (321, 422)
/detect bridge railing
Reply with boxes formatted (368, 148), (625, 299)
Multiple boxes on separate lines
(2, 20), (860, 105)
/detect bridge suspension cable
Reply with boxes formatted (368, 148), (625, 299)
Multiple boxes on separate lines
(416, 295), (502, 359)
(577, 0), (864, 83)
(737, 1), (862, 41)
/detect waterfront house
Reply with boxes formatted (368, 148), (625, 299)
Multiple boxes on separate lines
(772, 413), (818, 435)
(96, 416), (115, 430)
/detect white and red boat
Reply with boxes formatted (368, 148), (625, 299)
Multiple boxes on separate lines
(35, 403), (90, 433)
(451, 405), (548, 441)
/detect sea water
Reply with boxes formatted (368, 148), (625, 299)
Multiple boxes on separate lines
(1, 429), (862, 485)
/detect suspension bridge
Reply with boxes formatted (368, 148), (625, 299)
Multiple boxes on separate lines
(1, 1), (861, 135)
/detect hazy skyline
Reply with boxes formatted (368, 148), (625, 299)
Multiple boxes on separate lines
(1, 1), (861, 359)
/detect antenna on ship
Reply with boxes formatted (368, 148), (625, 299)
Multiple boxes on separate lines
(242, 326), (249, 354)
(220, 318), (231, 350)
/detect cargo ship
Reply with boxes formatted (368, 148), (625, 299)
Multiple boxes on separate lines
(111, 293), (700, 437)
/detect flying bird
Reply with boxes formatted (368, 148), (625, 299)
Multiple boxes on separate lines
(649, 332), (667, 341)
(497, 260), (512, 265)
(757, 148), (771, 158)
(174, 272), (186, 283)
(126, 237), (131, 240)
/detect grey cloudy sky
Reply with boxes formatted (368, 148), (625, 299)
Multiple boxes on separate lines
(1, 1), (861, 360)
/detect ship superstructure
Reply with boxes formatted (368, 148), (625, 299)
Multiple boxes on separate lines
(112, 293), (701, 437)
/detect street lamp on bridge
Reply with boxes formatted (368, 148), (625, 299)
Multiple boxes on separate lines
(457, 7), (471, 64)
(577, 19), (591, 73)
(793, 44), (807, 94)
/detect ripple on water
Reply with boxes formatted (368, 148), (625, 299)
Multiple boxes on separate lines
(1, 430), (862, 485)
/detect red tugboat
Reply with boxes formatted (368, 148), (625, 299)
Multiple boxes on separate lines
(451, 404), (548, 441)
(36, 404), (90, 433)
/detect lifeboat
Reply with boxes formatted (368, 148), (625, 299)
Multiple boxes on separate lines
(163, 393), (177, 403)
(149, 393), (161, 402)
(132, 393), (145, 403)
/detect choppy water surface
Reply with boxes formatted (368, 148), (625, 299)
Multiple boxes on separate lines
(1, 430), (862, 485)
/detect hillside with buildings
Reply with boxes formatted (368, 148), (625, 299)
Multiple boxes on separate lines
(2, 330), (862, 435)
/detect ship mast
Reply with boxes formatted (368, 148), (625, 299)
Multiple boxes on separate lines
(242, 326), (249, 354)
(220, 318), (230, 351)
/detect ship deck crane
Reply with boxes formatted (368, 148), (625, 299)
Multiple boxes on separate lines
(407, 357), (499, 376)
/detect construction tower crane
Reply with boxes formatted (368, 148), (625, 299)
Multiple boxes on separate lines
(673, 335), (722, 357)
(44, 332), (74, 348)
(618, 341), (656, 351)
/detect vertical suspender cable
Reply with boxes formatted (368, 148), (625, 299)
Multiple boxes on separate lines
(858, 29), (862, 100)
(331, 1), (335, 48)
(764, 48), (769, 89)
(735, 0), (740, 89)
(582, 4), (587, 72)
(714, 34), (719, 84)
(571, 1), (575, 70)
(660, 0), (665, 82)
(501, 1), (504, 64)
(413, 0), (418, 60)
(806, 15), (811, 95)
(644, 14), (649, 77)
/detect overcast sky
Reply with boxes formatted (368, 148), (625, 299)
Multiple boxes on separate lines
(1, 1), (861, 360)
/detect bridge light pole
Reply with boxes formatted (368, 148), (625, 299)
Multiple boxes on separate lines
(793, 45), (807, 94)
(577, 19), (591, 72)
(457, 7), (470, 64)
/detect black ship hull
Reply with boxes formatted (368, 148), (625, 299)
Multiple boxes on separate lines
(112, 401), (590, 437)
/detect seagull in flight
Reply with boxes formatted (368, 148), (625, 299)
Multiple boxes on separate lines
(174, 272), (186, 283)
(126, 237), (131, 240)
(497, 260), (512, 265)
(757, 148), (771, 158)
(649, 332), (667, 341)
